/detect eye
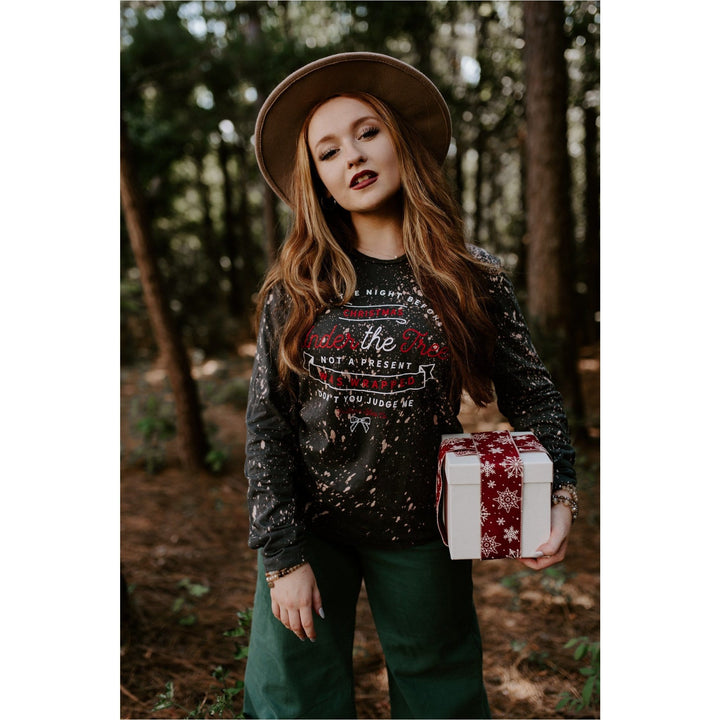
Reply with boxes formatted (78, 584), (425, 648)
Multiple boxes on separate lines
(359, 126), (380, 141)
(318, 147), (338, 162)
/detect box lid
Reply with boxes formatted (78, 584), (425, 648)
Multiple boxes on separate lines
(441, 431), (552, 485)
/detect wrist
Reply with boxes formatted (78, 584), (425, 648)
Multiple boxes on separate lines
(551, 483), (579, 523)
(265, 561), (307, 588)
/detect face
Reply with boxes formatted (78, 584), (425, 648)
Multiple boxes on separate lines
(306, 96), (402, 216)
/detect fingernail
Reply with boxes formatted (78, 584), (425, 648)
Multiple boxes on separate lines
(318, 607), (325, 619)
(533, 551), (543, 558)
(309, 637), (316, 643)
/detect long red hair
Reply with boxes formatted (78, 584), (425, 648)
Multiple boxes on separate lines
(257, 92), (499, 407)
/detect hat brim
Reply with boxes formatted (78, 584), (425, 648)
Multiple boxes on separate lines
(254, 52), (452, 207)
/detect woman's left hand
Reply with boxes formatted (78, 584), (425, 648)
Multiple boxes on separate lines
(517, 503), (573, 570)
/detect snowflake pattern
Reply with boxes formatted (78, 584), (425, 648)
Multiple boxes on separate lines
(495, 487), (521, 513)
(437, 429), (547, 559)
(501, 455), (524, 478)
(480, 502), (490, 524)
(479, 460), (496, 477)
(481, 534), (500, 557)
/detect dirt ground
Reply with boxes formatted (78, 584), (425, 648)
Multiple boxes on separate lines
(120, 346), (599, 719)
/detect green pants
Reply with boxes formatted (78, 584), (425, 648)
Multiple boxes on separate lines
(243, 534), (491, 719)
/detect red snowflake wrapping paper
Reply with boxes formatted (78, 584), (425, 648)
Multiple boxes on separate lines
(436, 430), (551, 560)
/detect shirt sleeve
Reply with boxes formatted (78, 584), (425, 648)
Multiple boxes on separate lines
(487, 269), (577, 489)
(245, 288), (308, 572)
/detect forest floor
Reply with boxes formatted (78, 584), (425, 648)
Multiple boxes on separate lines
(120, 344), (599, 720)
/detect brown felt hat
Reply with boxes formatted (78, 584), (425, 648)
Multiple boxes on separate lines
(254, 52), (452, 207)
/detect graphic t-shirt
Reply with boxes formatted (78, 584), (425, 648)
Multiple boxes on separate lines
(297, 251), (461, 545)
(245, 247), (576, 571)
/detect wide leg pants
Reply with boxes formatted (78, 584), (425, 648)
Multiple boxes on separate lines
(243, 534), (491, 719)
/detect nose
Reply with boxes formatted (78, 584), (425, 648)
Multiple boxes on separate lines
(346, 149), (366, 168)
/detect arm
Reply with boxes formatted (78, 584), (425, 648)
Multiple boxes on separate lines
(245, 288), (323, 639)
(487, 270), (577, 567)
(245, 288), (306, 570)
(488, 270), (576, 490)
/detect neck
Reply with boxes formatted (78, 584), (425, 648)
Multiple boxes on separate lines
(351, 205), (404, 260)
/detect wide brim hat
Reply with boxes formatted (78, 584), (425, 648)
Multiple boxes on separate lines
(254, 52), (452, 207)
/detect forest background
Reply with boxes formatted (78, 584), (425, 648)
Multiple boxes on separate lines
(119, 2), (604, 717)
(3, 2), (720, 720)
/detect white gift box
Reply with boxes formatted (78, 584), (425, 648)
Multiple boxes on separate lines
(438, 431), (552, 560)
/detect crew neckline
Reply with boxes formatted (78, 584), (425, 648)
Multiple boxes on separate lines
(350, 248), (408, 265)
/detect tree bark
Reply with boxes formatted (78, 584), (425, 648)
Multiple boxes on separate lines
(583, 104), (600, 343)
(523, 1), (585, 425)
(263, 184), (280, 266)
(120, 119), (209, 471)
(218, 139), (243, 317)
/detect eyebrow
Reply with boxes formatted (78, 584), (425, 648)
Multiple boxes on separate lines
(311, 115), (381, 153)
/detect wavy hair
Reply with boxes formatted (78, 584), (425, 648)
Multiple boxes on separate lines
(256, 92), (500, 407)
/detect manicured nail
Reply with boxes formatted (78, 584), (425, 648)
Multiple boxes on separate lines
(309, 637), (316, 643)
(533, 551), (544, 558)
(318, 607), (325, 619)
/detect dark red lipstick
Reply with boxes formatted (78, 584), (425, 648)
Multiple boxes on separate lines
(350, 170), (378, 189)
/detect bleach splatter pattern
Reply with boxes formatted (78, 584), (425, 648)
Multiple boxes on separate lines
(245, 247), (575, 571)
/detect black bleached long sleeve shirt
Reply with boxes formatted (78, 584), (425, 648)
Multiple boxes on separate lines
(245, 247), (576, 572)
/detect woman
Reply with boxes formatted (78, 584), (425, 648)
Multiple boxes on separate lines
(243, 52), (578, 719)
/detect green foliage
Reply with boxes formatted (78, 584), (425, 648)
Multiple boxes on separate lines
(152, 681), (176, 712)
(500, 564), (576, 610)
(510, 639), (550, 669)
(224, 609), (254, 662)
(130, 394), (177, 473)
(153, 608), (253, 718)
(556, 636), (600, 713)
(172, 578), (211, 626)
(121, 1), (600, 364)
(205, 446), (229, 474)
(204, 420), (230, 474)
(204, 377), (250, 409)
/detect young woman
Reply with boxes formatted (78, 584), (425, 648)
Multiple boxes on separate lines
(243, 52), (578, 719)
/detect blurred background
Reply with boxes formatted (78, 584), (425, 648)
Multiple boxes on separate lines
(120, 0), (599, 427)
(120, 3), (600, 718)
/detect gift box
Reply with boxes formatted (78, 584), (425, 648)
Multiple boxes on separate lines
(436, 430), (552, 560)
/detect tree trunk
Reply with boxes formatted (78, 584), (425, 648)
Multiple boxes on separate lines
(523, 1), (585, 426)
(583, 104), (600, 344)
(218, 139), (243, 317)
(120, 119), (209, 471)
(237, 142), (260, 328)
(473, 131), (484, 246)
(263, 184), (280, 267)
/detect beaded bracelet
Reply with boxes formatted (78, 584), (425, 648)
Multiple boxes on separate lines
(552, 482), (579, 523)
(265, 561), (307, 588)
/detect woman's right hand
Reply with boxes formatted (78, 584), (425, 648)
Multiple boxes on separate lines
(270, 563), (324, 641)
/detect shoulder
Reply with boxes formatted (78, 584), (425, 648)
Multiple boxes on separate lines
(465, 243), (502, 269)
(463, 245), (521, 312)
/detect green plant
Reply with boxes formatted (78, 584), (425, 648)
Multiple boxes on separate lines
(510, 639), (550, 669)
(204, 421), (229, 474)
(172, 578), (210, 626)
(500, 565), (575, 609)
(224, 609), (253, 661)
(206, 446), (229, 474)
(556, 636), (600, 713)
(130, 394), (177, 473)
(153, 608), (253, 718)
(152, 669), (244, 718)
(539, 564), (575, 600)
(205, 377), (250, 409)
